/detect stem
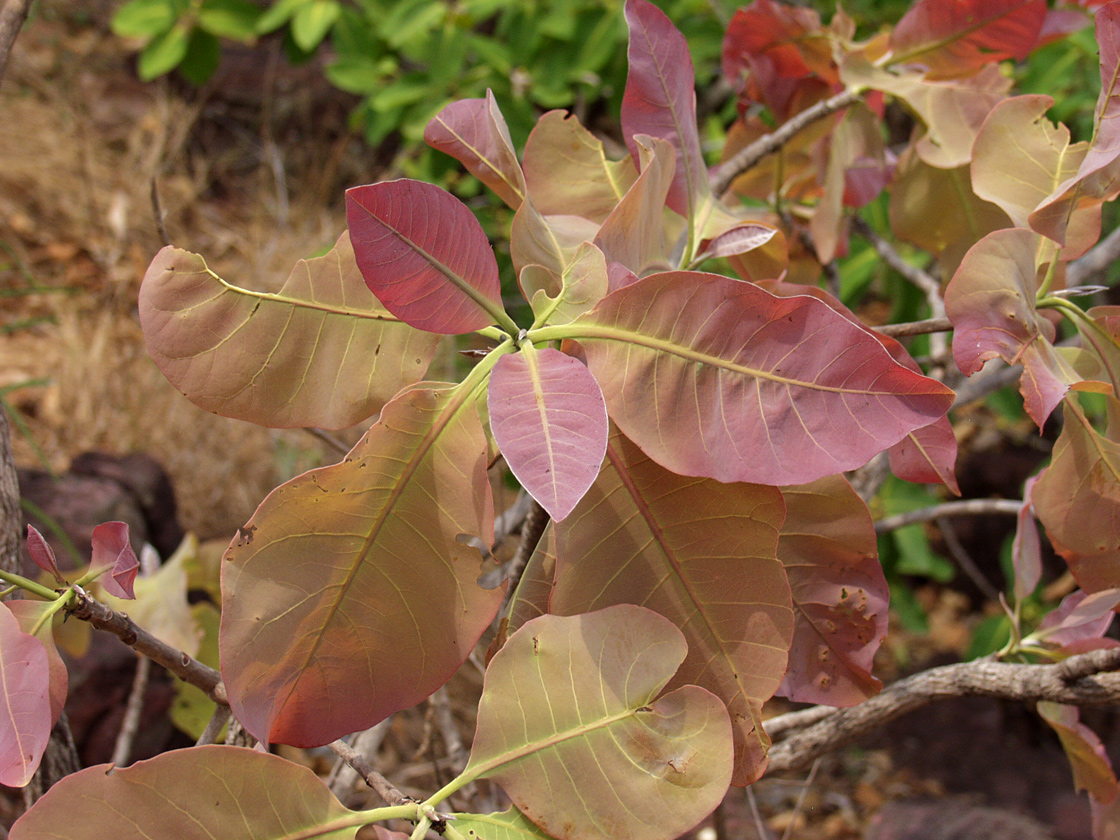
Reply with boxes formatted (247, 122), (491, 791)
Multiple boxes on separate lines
(874, 498), (1023, 534)
(29, 589), (74, 636)
(873, 317), (953, 338)
(710, 88), (863, 197)
(0, 568), (60, 601)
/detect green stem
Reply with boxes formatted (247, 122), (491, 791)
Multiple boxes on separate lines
(0, 568), (61, 601)
(354, 805), (422, 824)
(409, 816), (432, 840)
(1036, 258), (1059, 300)
(476, 325), (510, 343)
(443, 823), (468, 840)
(30, 589), (75, 636)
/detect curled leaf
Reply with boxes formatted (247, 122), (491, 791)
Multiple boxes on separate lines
(90, 521), (138, 600)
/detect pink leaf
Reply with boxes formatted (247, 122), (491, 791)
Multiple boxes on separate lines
(346, 179), (503, 334)
(90, 521), (138, 600)
(424, 91), (526, 210)
(1013, 476), (1043, 601)
(945, 228), (1077, 426)
(776, 476), (888, 707)
(695, 223), (777, 263)
(25, 526), (60, 580)
(488, 348), (608, 522)
(0, 604), (51, 788)
(1039, 588), (1120, 648)
(891, 0), (1046, 78)
(571, 271), (955, 486)
(621, 0), (704, 219)
(6, 602), (68, 727)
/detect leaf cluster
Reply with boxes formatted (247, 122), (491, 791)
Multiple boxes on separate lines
(8, 1), (1120, 839)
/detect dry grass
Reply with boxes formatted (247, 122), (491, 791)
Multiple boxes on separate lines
(0, 6), (371, 540)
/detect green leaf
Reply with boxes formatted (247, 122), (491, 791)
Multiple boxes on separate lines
(256, 0), (307, 34)
(459, 605), (733, 840)
(291, 0), (340, 51)
(198, 0), (261, 40)
(10, 747), (368, 839)
(111, 0), (177, 38)
(453, 809), (557, 840)
(326, 56), (391, 94)
(137, 23), (191, 80)
(178, 28), (220, 85)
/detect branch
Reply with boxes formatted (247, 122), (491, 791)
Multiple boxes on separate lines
(65, 585), (227, 704)
(873, 317), (953, 338)
(851, 217), (948, 363)
(0, 0), (32, 91)
(327, 737), (411, 808)
(764, 647), (1120, 775)
(875, 498), (1023, 533)
(710, 88), (863, 197)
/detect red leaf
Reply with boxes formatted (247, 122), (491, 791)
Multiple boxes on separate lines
(721, 0), (837, 119)
(90, 521), (138, 600)
(621, 0), (704, 219)
(890, 0), (1046, 78)
(25, 526), (60, 580)
(346, 179), (503, 334)
(945, 229), (1076, 426)
(776, 476), (887, 707)
(424, 91), (526, 210)
(0, 604), (51, 788)
(488, 348), (608, 522)
(570, 271), (954, 486)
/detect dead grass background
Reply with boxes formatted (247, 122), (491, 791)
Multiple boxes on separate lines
(0, 2), (379, 541)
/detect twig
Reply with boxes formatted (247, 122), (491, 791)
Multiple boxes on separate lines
(195, 705), (231, 746)
(65, 585), (227, 704)
(499, 500), (549, 619)
(711, 88), (863, 197)
(327, 737), (411, 807)
(873, 317), (953, 338)
(0, 0), (33, 92)
(937, 517), (1003, 603)
(852, 217), (948, 364)
(780, 759), (821, 840)
(430, 686), (468, 775)
(306, 427), (350, 456)
(112, 657), (151, 767)
(951, 359), (1020, 408)
(764, 647), (1120, 774)
(874, 499), (1023, 534)
(1067, 225), (1120, 288)
(149, 179), (170, 248)
(328, 719), (392, 799)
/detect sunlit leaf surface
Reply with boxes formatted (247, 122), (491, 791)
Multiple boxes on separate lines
(568, 271), (954, 486)
(10, 746), (363, 840)
(0, 605), (50, 788)
(221, 381), (502, 746)
(775, 476), (887, 707)
(945, 228), (1077, 426)
(1038, 702), (1119, 802)
(464, 605), (733, 840)
(139, 233), (439, 429)
(622, 0), (705, 219)
(347, 179), (503, 334)
(453, 809), (558, 840)
(424, 91), (526, 210)
(520, 241), (610, 327)
(7, 602), (67, 726)
(488, 348), (608, 521)
(550, 429), (791, 785)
